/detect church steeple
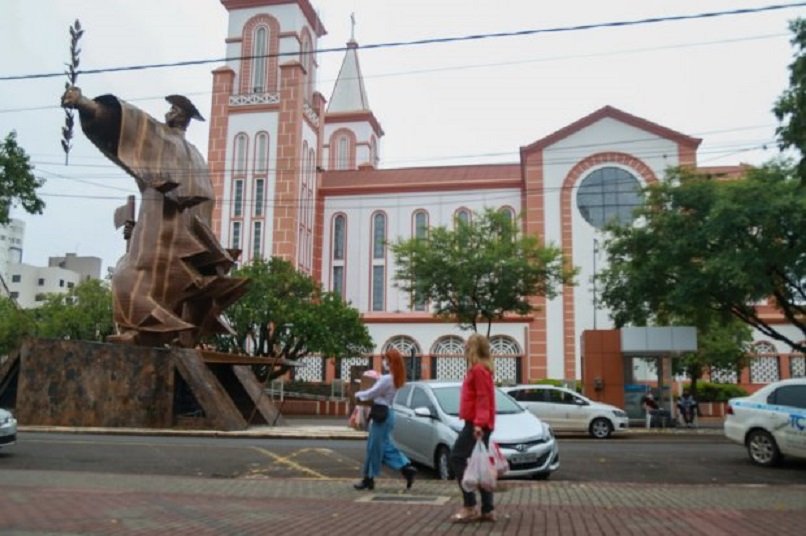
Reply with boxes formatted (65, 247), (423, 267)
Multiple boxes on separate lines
(324, 15), (383, 170)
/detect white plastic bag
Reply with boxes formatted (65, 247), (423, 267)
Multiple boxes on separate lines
(461, 439), (497, 492)
(490, 441), (510, 477)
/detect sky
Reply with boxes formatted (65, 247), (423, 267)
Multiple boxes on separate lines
(0, 0), (804, 274)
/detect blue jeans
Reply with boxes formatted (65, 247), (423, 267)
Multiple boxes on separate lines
(450, 421), (494, 514)
(362, 409), (410, 478)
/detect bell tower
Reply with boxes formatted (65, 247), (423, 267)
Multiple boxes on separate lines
(209, 0), (326, 274)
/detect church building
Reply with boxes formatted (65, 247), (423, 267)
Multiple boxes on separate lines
(208, 0), (804, 387)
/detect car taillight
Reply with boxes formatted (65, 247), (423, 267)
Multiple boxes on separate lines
(726, 405), (734, 415)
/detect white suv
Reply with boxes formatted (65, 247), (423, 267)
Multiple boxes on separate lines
(502, 384), (629, 439)
(724, 378), (806, 466)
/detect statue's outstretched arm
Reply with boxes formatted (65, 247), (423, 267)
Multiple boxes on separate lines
(61, 86), (100, 119)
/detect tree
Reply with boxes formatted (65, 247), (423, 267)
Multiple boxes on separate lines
(0, 131), (45, 225)
(671, 314), (753, 396)
(34, 278), (115, 342)
(0, 296), (35, 355)
(391, 208), (576, 335)
(209, 257), (373, 381)
(597, 163), (806, 354)
(774, 18), (806, 183)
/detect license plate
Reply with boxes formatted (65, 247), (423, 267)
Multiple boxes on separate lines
(509, 451), (537, 464)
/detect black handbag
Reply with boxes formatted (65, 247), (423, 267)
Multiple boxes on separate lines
(369, 403), (389, 423)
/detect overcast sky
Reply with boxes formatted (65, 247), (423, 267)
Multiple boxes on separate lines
(1, 0), (803, 273)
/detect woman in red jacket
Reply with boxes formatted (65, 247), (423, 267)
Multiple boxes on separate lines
(450, 332), (497, 523)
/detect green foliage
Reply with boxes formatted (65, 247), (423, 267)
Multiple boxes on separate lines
(774, 18), (806, 182)
(208, 257), (373, 381)
(681, 381), (748, 403)
(33, 278), (114, 342)
(598, 163), (806, 354)
(0, 296), (35, 354)
(391, 208), (576, 335)
(0, 131), (45, 225)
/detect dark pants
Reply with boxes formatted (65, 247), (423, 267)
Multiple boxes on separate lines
(450, 421), (494, 514)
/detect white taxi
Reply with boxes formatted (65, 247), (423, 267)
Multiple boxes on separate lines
(724, 378), (806, 466)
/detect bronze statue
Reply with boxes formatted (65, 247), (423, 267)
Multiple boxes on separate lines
(61, 87), (248, 348)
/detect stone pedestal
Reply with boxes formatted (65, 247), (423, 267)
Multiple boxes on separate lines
(0, 337), (283, 431)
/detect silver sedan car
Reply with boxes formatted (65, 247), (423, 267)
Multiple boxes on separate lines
(391, 380), (560, 480)
(0, 407), (17, 449)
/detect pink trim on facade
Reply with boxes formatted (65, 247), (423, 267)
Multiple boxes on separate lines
(522, 105), (701, 154)
(208, 67), (235, 237)
(560, 152), (659, 380)
(272, 63), (305, 262)
(520, 149), (547, 380)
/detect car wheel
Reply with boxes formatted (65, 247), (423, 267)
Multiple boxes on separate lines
(435, 445), (454, 480)
(746, 429), (782, 467)
(589, 417), (613, 439)
(532, 472), (551, 481)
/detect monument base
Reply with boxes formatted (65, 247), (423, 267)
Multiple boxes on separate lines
(0, 337), (283, 431)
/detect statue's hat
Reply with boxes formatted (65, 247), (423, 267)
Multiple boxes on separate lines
(165, 95), (205, 122)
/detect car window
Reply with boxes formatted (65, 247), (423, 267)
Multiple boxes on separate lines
(410, 387), (432, 411)
(768, 385), (806, 409)
(433, 386), (461, 415)
(394, 384), (412, 406)
(496, 389), (524, 414)
(519, 388), (546, 403)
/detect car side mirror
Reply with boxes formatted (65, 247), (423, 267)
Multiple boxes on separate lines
(414, 406), (434, 418)
(574, 398), (587, 406)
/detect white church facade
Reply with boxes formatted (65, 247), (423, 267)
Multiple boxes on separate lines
(207, 0), (804, 387)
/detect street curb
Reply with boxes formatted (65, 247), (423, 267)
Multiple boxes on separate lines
(18, 425), (723, 440)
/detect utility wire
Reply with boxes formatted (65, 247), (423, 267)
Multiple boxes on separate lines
(1, 3), (803, 82)
(0, 31), (788, 114)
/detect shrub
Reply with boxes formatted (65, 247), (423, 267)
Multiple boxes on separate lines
(683, 381), (748, 402)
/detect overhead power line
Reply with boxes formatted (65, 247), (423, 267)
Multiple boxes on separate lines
(1, 2), (804, 82)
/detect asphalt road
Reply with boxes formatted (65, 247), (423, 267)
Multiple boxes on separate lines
(2, 432), (804, 485)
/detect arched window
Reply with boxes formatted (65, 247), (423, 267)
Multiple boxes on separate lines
(234, 134), (248, 177)
(332, 214), (346, 297)
(500, 206), (515, 224)
(337, 136), (349, 170)
(255, 132), (269, 175)
(231, 221), (242, 249)
(431, 336), (464, 357)
(370, 136), (378, 167)
(455, 208), (471, 226)
(251, 26), (268, 93)
(382, 336), (422, 357)
(750, 341), (780, 384)
(371, 212), (387, 311)
(413, 210), (428, 240)
(232, 179), (244, 217)
(301, 31), (314, 99)
(252, 221), (263, 260)
(411, 210), (429, 311)
(333, 215), (345, 260)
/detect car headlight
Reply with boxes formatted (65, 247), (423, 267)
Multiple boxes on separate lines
(542, 423), (554, 441)
(612, 410), (627, 418)
(0, 415), (9, 425)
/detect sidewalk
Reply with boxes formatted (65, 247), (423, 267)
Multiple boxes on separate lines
(0, 468), (803, 535)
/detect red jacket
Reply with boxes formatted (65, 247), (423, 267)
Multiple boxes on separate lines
(459, 363), (496, 430)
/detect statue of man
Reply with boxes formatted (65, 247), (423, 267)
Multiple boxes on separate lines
(61, 87), (248, 348)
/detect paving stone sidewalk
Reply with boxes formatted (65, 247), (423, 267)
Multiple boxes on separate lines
(0, 469), (803, 535)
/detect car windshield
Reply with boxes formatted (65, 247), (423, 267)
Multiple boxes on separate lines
(431, 386), (523, 416)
